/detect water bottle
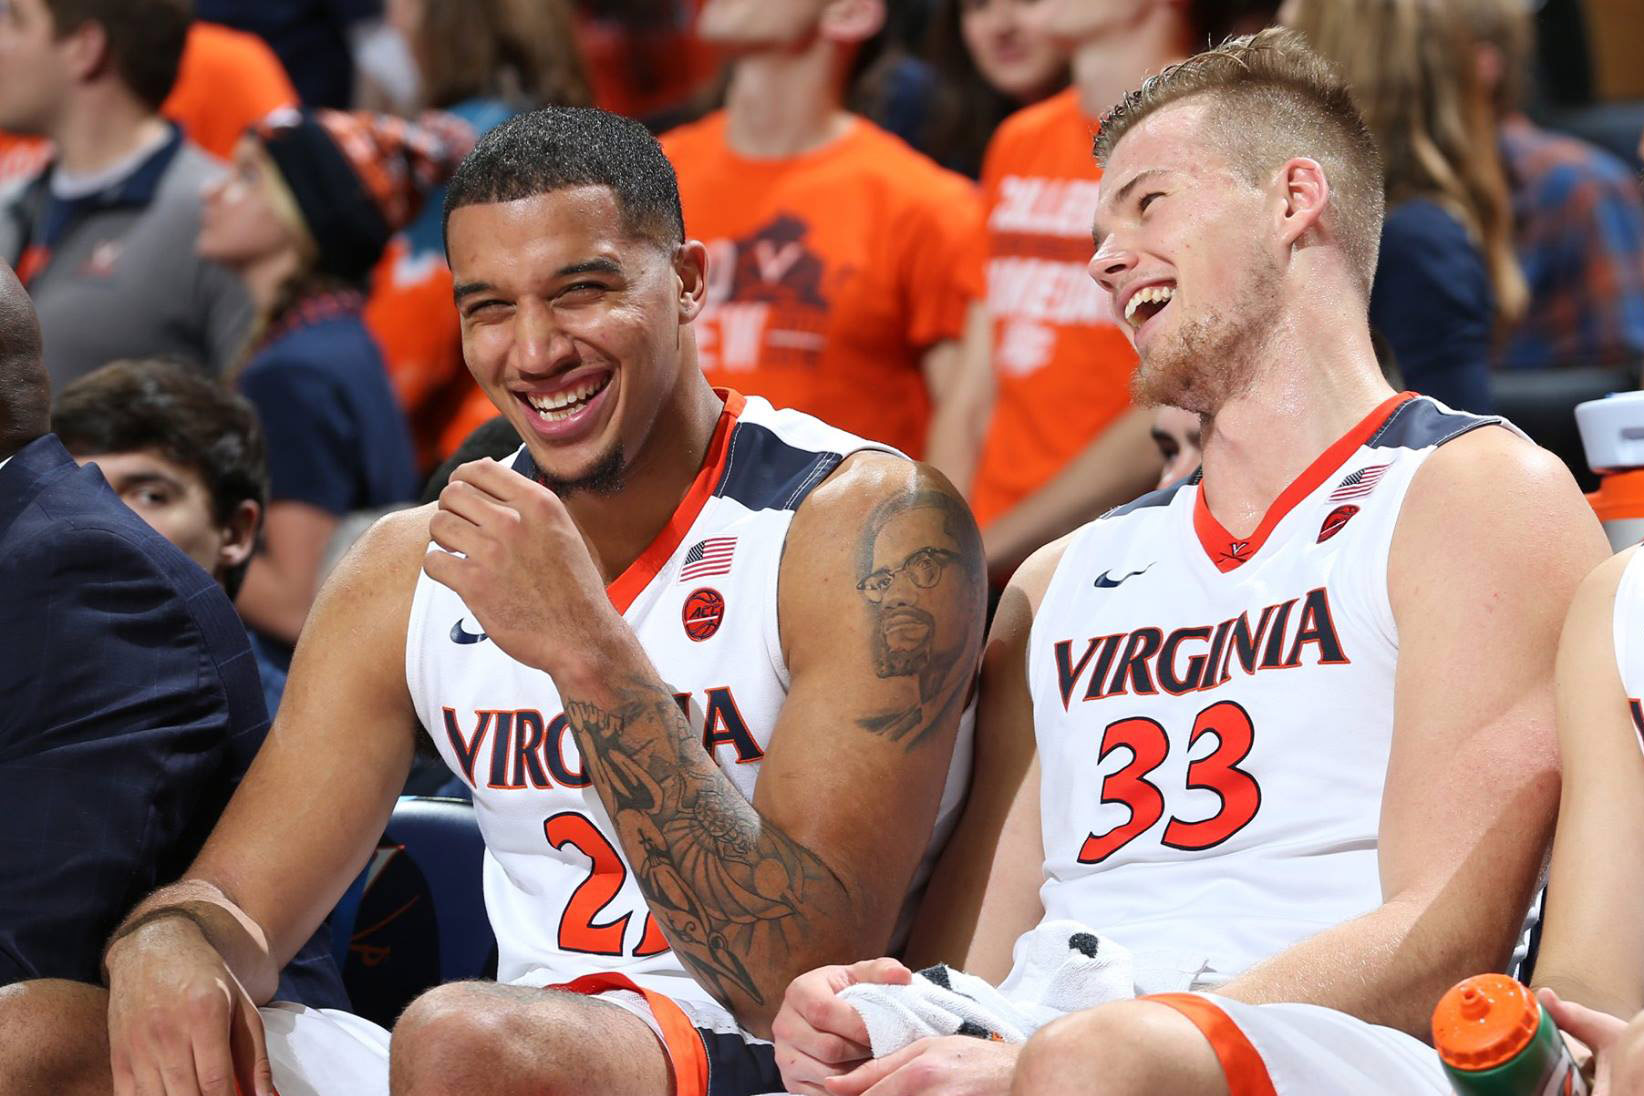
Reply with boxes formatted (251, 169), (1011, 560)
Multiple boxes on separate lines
(1432, 974), (1587, 1095)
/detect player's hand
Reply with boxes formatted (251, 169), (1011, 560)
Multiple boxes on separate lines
(1538, 988), (1644, 1096)
(823, 1035), (1018, 1096)
(105, 915), (273, 1096)
(424, 458), (620, 677)
(773, 958), (911, 1095)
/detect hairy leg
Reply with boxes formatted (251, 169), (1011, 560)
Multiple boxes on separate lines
(389, 981), (675, 1096)
(0, 979), (114, 1096)
(1012, 999), (1232, 1096)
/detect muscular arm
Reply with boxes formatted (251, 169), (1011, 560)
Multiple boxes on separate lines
(106, 507), (428, 1001)
(429, 456), (986, 1034)
(921, 305), (994, 495)
(902, 536), (1063, 982)
(982, 407), (1160, 585)
(1216, 430), (1609, 1035)
(1535, 548), (1644, 1019)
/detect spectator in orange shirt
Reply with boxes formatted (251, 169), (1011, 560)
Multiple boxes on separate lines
(365, 0), (592, 473)
(661, 0), (990, 489)
(974, 0), (1256, 583)
(162, 22), (298, 161)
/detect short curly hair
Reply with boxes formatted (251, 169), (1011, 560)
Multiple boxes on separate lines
(442, 106), (684, 251)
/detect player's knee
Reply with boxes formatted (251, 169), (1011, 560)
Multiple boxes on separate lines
(0, 979), (112, 1096)
(390, 982), (579, 1096)
(1014, 1000), (1227, 1096)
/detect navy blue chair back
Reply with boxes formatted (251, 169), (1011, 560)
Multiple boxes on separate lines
(329, 796), (497, 1027)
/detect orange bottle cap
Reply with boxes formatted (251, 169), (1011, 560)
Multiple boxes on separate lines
(1432, 974), (1540, 1070)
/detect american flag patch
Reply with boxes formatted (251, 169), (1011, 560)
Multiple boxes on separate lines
(679, 536), (736, 581)
(1328, 463), (1389, 501)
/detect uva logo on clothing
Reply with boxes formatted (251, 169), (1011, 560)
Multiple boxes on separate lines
(79, 239), (123, 279)
(683, 588), (725, 642)
(449, 617), (489, 645)
(1317, 504), (1360, 543)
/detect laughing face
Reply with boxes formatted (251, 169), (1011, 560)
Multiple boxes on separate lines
(1089, 98), (1287, 415)
(447, 186), (699, 494)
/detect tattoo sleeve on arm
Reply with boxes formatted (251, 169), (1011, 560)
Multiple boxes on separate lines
(563, 689), (845, 1007)
(558, 467), (985, 1016)
(853, 486), (986, 749)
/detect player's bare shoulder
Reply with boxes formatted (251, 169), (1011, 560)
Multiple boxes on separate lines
(1392, 423), (1605, 588)
(290, 502), (439, 675)
(778, 453), (987, 750)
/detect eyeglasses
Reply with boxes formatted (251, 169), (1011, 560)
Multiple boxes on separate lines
(857, 547), (961, 602)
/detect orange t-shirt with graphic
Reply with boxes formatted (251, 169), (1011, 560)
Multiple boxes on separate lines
(162, 23), (298, 161)
(970, 89), (1138, 526)
(661, 112), (985, 458)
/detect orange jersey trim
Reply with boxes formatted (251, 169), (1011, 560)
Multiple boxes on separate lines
(553, 972), (709, 1096)
(606, 389), (746, 614)
(1146, 994), (1278, 1096)
(1193, 392), (1416, 572)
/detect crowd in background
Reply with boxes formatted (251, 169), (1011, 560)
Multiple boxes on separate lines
(3, 0), (1644, 1084)
(4, 2), (1644, 684)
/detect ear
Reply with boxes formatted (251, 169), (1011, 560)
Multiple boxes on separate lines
(58, 18), (111, 85)
(1274, 156), (1329, 250)
(674, 239), (709, 322)
(218, 499), (261, 572)
(818, 0), (885, 45)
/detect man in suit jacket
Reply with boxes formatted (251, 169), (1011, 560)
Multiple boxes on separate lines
(0, 260), (344, 1094)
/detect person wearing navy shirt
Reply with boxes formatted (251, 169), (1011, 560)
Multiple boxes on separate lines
(0, 262), (345, 1094)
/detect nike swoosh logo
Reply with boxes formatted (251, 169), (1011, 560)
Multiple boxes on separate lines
(1094, 564), (1154, 589)
(450, 618), (489, 645)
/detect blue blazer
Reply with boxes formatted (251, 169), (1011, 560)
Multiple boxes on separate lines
(0, 435), (345, 1006)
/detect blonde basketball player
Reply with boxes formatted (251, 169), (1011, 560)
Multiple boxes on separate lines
(0, 108), (984, 1096)
(771, 29), (1607, 1096)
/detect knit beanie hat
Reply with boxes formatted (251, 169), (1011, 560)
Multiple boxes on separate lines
(253, 108), (475, 283)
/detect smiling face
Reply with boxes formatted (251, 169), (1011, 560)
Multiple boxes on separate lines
(1089, 97), (1286, 414)
(448, 185), (697, 494)
(960, 0), (1067, 102)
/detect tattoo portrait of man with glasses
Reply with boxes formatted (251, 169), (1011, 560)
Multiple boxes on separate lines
(853, 488), (985, 746)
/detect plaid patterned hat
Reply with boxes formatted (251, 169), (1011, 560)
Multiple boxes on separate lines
(254, 108), (475, 283)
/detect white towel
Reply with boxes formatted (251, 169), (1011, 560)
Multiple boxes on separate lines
(840, 920), (1135, 1058)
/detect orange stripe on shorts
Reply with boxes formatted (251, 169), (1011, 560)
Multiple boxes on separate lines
(554, 972), (709, 1096)
(1146, 993), (1278, 1096)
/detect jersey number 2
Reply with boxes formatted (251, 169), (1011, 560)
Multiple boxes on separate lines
(1077, 700), (1262, 864)
(543, 813), (671, 957)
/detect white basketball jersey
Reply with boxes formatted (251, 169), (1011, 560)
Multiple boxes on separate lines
(1612, 547), (1644, 753)
(406, 392), (973, 1009)
(1023, 393), (1506, 994)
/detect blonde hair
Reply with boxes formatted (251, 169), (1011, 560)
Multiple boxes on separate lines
(1285, 0), (1527, 325)
(1095, 28), (1387, 293)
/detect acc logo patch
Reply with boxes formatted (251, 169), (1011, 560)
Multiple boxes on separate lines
(682, 587), (725, 642)
(1317, 504), (1360, 543)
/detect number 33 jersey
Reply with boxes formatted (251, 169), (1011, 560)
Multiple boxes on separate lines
(1025, 393), (1505, 993)
(405, 392), (972, 1011)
